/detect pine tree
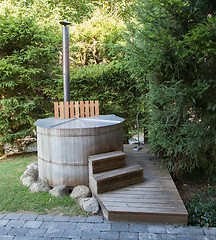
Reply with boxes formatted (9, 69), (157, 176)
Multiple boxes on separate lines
(126, 0), (216, 176)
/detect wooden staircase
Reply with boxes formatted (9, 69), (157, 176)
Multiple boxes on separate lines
(88, 146), (188, 224)
(89, 151), (143, 195)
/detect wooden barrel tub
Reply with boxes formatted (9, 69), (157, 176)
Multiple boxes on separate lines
(34, 115), (124, 187)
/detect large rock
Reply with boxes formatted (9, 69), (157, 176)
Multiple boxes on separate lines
(49, 185), (69, 198)
(78, 197), (99, 214)
(22, 176), (35, 187)
(29, 182), (50, 193)
(70, 185), (91, 200)
(20, 162), (38, 181)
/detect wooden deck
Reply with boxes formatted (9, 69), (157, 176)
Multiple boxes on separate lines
(94, 144), (188, 224)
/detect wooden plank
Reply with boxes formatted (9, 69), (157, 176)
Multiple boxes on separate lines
(69, 101), (74, 118)
(99, 192), (181, 199)
(80, 101), (85, 118)
(94, 165), (143, 181)
(64, 101), (69, 119)
(97, 170), (143, 186)
(99, 197), (183, 204)
(107, 206), (187, 215)
(103, 201), (186, 209)
(93, 160), (125, 174)
(108, 211), (187, 224)
(97, 176), (143, 194)
(92, 157), (125, 168)
(60, 102), (64, 119)
(54, 102), (59, 119)
(95, 100), (99, 116)
(89, 151), (125, 161)
(85, 101), (89, 117)
(90, 151), (125, 174)
(99, 187), (179, 194)
(90, 100), (94, 117)
(75, 101), (79, 118)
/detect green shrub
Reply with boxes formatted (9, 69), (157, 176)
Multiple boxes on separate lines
(70, 8), (126, 67)
(125, 0), (216, 176)
(47, 62), (143, 142)
(186, 187), (216, 227)
(0, 11), (61, 147)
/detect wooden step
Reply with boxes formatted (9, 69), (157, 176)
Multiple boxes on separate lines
(91, 164), (143, 194)
(89, 151), (126, 174)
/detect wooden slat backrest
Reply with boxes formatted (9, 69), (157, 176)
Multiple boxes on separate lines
(80, 101), (84, 118)
(64, 101), (70, 119)
(70, 101), (74, 118)
(75, 101), (79, 118)
(85, 100), (89, 117)
(54, 100), (99, 119)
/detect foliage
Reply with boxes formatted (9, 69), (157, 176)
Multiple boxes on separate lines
(0, 153), (84, 215)
(70, 8), (126, 66)
(47, 62), (142, 141)
(0, 0), (138, 148)
(4, 0), (135, 23)
(0, 7), (61, 147)
(185, 187), (216, 227)
(49, 0), (135, 22)
(125, 0), (216, 176)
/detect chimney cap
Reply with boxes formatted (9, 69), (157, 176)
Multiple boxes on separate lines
(60, 20), (71, 26)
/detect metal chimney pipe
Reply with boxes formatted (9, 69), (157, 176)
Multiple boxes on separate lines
(60, 21), (71, 102)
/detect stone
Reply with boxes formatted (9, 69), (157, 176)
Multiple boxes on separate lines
(21, 176), (35, 187)
(29, 182), (50, 193)
(20, 162), (38, 181)
(70, 185), (91, 200)
(49, 185), (69, 198)
(78, 197), (99, 214)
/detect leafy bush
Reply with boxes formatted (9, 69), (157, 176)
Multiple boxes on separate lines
(0, 9), (61, 148)
(70, 8), (126, 66)
(125, 0), (216, 176)
(47, 62), (142, 142)
(186, 187), (216, 227)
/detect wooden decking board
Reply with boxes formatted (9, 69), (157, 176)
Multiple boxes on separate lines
(92, 160), (125, 174)
(89, 151), (125, 161)
(97, 176), (143, 194)
(101, 198), (181, 203)
(94, 164), (143, 181)
(108, 212), (187, 224)
(94, 145), (188, 224)
(103, 202), (185, 209)
(93, 158), (125, 168)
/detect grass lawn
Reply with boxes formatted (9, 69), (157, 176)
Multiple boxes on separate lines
(0, 153), (85, 216)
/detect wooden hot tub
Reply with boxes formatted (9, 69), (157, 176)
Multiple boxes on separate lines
(34, 114), (124, 187)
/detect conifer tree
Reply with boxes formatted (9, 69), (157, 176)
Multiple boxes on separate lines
(126, 0), (216, 176)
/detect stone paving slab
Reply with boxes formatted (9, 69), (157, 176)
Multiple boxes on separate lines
(0, 213), (215, 239)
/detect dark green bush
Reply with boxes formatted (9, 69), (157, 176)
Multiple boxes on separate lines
(125, 0), (216, 176)
(186, 187), (216, 227)
(48, 62), (143, 142)
(0, 13), (60, 147)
